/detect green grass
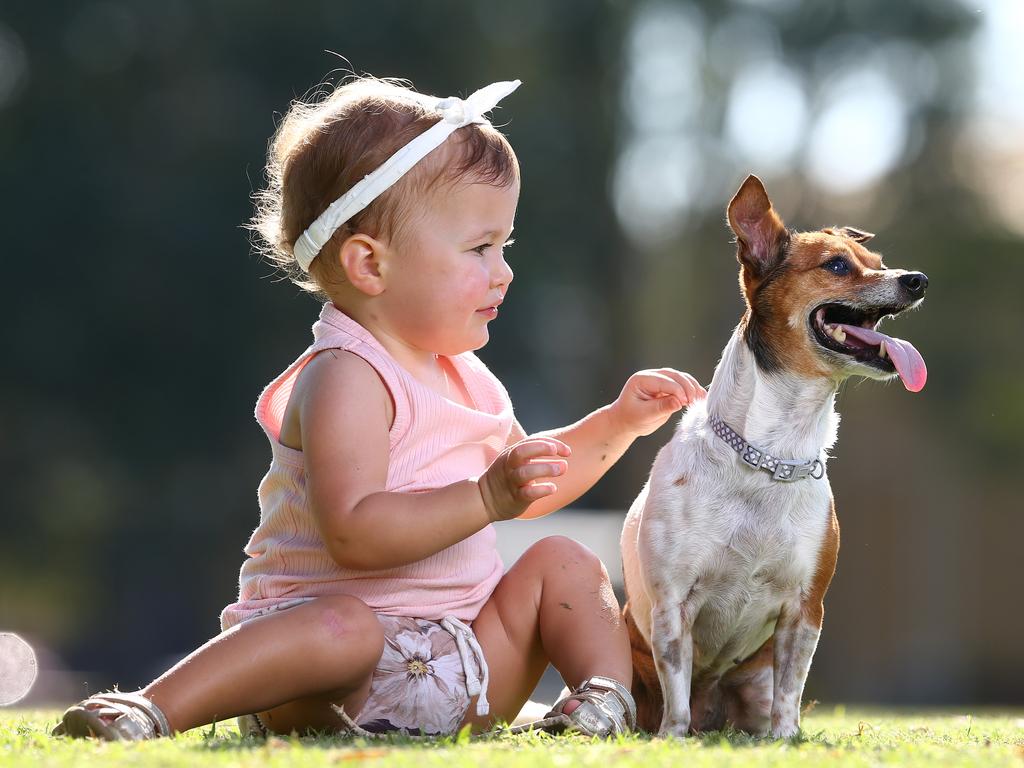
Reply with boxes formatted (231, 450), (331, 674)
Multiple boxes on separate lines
(2, 706), (1022, 767)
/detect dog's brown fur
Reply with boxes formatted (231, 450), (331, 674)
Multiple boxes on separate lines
(621, 176), (925, 736)
(624, 601), (663, 733)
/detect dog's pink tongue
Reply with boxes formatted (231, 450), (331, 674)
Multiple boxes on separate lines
(839, 324), (927, 392)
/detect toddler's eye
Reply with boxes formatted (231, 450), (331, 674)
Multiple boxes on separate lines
(472, 238), (515, 256)
(823, 257), (851, 276)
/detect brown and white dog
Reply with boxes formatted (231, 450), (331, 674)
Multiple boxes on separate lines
(620, 175), (928, 738)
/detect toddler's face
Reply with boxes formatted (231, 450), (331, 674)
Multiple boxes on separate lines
(379, 180), (519, 356)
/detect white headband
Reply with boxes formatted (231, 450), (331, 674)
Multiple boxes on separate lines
(293, 79), (522, 272)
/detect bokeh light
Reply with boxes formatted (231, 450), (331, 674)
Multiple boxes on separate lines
(725, 62), (808, 172)
(0, 22), (27, 109)
(804, 67), (908, 195)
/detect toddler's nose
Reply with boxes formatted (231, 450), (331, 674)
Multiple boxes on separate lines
(495, 257), (514, 288)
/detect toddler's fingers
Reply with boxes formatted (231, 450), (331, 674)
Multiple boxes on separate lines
(653, 368), (690, 393)
(684, 373), (708, 400)
(658, 395), (683, 412)
(630, 371), (683, 402)
(513, 459), (568, 486)
(659, 369), (706, 402)
(510, 438), (571, 464)
(519, 481), (557, 501)
(541, 438), (571, 457)
(677, 378), (700, 404)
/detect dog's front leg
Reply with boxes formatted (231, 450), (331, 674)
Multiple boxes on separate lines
(769, 597), (820, 738)
(650, 592), (697, 737)
(771, 503), (838, 738)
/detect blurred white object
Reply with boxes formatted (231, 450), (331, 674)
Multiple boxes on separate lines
(0, 633), (38, 706)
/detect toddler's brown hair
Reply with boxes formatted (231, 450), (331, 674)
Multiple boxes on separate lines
(249, 75), (520, 297)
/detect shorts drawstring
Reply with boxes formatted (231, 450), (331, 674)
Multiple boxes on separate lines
(440, 615), (489, 716)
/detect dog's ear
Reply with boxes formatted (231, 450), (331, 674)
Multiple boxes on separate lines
(727, 175), (789, 278)
(840, 226), (874, 244)
(822, 226), (875, 244)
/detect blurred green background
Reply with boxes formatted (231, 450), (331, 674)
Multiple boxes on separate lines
(1, 0), (1021, 707)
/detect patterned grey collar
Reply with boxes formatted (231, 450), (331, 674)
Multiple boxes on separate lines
(710, 416), (825, 482)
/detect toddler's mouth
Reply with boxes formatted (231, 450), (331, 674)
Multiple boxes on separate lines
(476, 297), (503, 317)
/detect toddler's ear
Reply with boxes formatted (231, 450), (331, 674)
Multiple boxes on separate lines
(338, 235), (385, 296)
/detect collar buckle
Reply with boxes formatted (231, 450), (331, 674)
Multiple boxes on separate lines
(772, 460), (802, 481)
(772, 459), (823, 482)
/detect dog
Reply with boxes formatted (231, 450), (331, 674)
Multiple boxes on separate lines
(620, 175), (928, 738)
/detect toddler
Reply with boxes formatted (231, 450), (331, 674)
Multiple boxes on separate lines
(53, 75), (705, 740)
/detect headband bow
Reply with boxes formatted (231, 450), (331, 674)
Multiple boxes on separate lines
(292, 79), (521, 272)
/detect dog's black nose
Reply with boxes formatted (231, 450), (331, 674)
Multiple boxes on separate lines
(898, 271), (928, 299)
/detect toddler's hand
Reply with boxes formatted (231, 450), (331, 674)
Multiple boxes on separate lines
(477, 438), (571, 522)
(610, 368), (707, 438)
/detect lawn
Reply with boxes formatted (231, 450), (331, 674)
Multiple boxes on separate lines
(2, 706), (1022, 767)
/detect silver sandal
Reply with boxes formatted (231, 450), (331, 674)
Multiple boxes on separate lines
(51, 691), (173, 740)
(499, 676), (636, 737)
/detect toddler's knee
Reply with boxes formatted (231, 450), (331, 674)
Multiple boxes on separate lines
(311, 595), (382, 649)
(529, 535), (609, 579)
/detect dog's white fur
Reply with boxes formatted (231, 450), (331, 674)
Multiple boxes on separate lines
(620, 175), (926, 738)
(621, 328), (838, 737)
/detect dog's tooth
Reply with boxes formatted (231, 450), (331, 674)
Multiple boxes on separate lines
(878, 344), (887, 359)
(833, 326), (847, 343)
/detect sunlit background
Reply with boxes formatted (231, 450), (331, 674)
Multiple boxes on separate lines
(1, 0), (1021, 710)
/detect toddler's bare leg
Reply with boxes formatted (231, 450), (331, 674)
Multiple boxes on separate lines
(464, 536), (631, 729)
(136, 595), (383, 733)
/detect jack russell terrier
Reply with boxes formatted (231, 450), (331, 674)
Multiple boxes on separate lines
(620, 175), (928, 738)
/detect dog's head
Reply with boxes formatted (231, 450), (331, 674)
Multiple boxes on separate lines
(727, 175), (927, 391)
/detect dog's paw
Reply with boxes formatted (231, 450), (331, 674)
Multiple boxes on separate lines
(658, 717), (691, 738)
(770, 721), (800, 739)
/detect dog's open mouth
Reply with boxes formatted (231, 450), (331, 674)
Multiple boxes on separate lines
(810, 303), (927, 392)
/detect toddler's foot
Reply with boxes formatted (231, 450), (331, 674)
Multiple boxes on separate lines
(497, 676), (635, 738)
(545, 676), (635, 737)
(51, 691), (172, 740)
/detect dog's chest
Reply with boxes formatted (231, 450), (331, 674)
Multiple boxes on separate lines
(658, 457), (829, 672)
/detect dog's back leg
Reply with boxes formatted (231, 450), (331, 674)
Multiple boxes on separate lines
(623, 602), (663, 733)
(690, 678), (726, 733)
(720, 639), (773, 735)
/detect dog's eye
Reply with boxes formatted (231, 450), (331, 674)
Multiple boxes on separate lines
(823, 257), (851, 276)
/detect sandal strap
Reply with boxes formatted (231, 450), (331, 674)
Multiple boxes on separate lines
(489, 676), (637, 738)
(495, 712), (573, 736)
(83, 692), (172, 739)
(581, 676), (637, 727)
(548, 676), (636, 736)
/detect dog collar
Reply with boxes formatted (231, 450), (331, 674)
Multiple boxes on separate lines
(710, 416), (825, 482)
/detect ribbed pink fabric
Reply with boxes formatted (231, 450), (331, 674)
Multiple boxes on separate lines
(220, 302), (513, 631)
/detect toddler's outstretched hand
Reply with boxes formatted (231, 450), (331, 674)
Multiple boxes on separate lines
(610, 368), (707, 438)
(478, 438), (572, 522)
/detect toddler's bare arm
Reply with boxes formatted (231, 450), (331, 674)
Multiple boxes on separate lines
(297, 350), (566, 570)
(517, 368), (706, 519)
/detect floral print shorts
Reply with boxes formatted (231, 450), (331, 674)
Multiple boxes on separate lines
(236, 600), (489, 737)
(354, 615), (485, 735)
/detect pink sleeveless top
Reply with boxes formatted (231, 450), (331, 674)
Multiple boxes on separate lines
(219, 303), (513, 631)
